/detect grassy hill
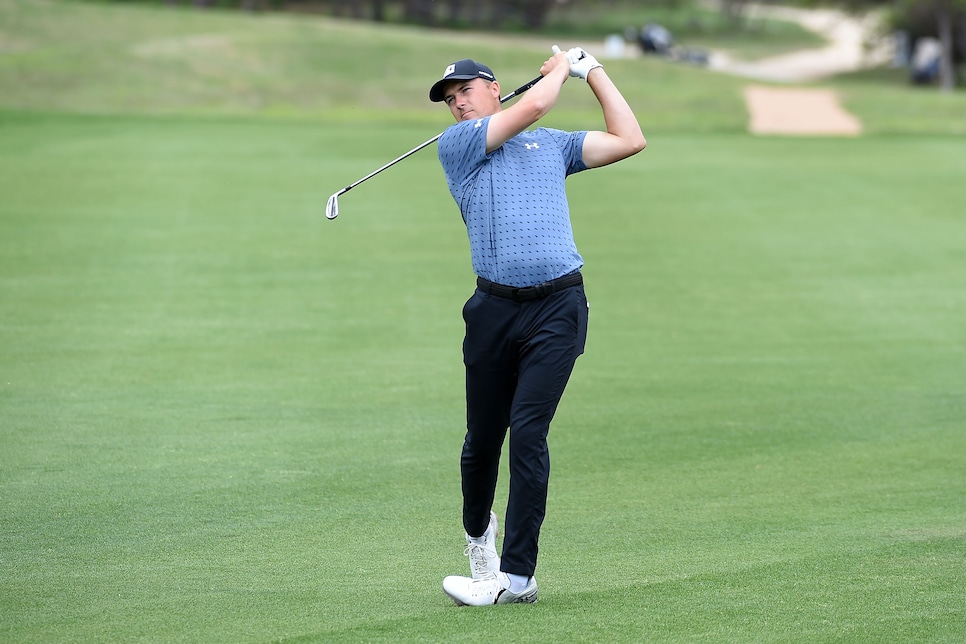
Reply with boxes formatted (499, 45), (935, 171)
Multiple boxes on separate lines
(1, 0), (964, 133)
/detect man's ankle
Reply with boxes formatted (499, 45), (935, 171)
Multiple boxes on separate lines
(506, 573), (531, 593)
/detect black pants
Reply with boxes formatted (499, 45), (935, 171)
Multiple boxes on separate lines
(460, 281), (589, 577)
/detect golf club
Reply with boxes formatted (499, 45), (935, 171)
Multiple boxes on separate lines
(325, 74), (545, 220)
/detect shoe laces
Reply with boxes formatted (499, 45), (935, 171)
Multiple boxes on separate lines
(464, 541), (496, 578)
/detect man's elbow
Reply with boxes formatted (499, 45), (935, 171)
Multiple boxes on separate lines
(629, 132), (646, 155)
(614, 134), (646, 162)
(584, 130), (647, 167)
(527, 97), (553, 121)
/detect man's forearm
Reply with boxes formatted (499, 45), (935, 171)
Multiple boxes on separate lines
(588, 68), (644, 144)
(517, 62), (569, 119)
(578, 68), (645, 168)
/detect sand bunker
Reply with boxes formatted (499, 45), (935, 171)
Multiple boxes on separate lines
(744, 85), (863, 136)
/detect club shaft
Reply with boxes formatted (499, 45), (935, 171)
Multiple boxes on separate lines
(338, 134), (441, 197)
(500, 75), (544, 103)
(334, 75), (544, 198)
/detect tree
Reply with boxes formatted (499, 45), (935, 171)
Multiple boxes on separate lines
(390, 0), (561, 30)
(174, 0), (564, 34)
(511, 0), (558, 30)
(403, 0), (435, 24)
(371, 0), (386, 21)
(834, 0), (965, 91)
(930, 0), (964, 90)
(719, 0), (750, 29)
(896, 0), (966, 91)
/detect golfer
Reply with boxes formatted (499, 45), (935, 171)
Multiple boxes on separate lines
(430, 46), (645, 606)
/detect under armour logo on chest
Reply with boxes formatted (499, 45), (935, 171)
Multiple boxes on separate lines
(525, 143), (540, 150)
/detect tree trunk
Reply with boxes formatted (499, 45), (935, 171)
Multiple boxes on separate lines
(446, 0), (464, 25)
(333, 0), (364, 18)
(371, 0), (385, 21)
(489, 0), (512, 29)
(937, 3), (956, 91)
(468, 1), (484, 27)
(520, 0), (554, 30)
(720, 0), (746, 30)
(404, 0), (435, 24)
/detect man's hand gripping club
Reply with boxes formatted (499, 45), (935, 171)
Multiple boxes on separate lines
(551, 45), (603, 80)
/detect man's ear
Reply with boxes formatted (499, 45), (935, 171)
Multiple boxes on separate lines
(490, 80), (501, 100)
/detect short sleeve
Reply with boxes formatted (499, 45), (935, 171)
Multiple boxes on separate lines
(438, 117), (490, 191)
(543, 128), (588, 176)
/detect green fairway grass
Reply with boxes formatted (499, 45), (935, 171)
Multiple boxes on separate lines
(2, 0), (966, 641)
(3, 111), (964, 642)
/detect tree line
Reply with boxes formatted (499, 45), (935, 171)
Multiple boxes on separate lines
(829, 0), (966, 91)
(165, 0), (964, 90)
(178, 0), (562, 30)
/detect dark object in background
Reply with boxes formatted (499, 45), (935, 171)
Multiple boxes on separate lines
(638, 23), (674, 55)
(632, 22), (708, 67)
(910, 37), (941, 84)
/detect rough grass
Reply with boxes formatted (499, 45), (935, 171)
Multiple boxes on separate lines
(1, 0), (964, 133)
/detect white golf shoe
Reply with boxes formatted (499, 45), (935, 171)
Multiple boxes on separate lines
(465, 511), (501, 579)
(443, 572), (538, 606)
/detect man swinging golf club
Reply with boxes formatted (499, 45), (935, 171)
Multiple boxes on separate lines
(431, 46), (646, 606)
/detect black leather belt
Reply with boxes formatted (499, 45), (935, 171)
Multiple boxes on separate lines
(476, 272), (583, 302)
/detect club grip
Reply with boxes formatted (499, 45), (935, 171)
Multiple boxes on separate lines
(500, 75), (544, 104)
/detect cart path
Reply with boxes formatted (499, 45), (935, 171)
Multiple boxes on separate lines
(706, 6), (887, 135)
(708, 6), (889, 83)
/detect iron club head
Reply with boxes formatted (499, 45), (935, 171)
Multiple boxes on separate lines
(325, 193), (340, 220)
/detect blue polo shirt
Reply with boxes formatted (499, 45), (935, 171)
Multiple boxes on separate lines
(438, 116), (589, 288)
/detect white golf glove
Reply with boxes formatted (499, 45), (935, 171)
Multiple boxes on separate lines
(568, 47), (603, 80)
(552, 45), (602, 80)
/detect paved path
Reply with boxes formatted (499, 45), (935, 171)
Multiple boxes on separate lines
(708, 6), (889, 83)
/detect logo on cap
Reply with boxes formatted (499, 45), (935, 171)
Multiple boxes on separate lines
(444, 64), (455, 77)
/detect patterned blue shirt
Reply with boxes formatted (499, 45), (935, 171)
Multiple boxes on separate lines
(437, 116), (588, 287)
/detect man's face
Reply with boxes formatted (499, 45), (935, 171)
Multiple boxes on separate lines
(442, 78), (501, 122)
